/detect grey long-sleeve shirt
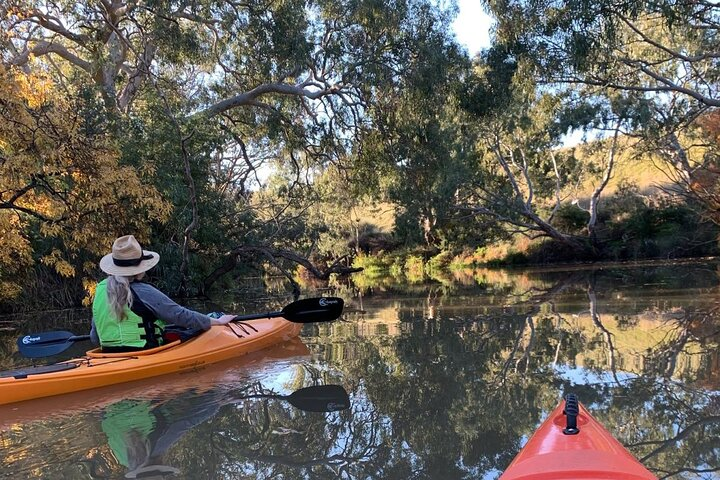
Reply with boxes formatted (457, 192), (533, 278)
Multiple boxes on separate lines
(90, 282), (212, 345)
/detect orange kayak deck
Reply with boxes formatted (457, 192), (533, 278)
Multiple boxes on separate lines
(0, 319), (302, 406)
(501, 397), (657, 480)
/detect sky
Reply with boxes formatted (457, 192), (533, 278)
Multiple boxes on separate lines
(452, 0), (494, 55)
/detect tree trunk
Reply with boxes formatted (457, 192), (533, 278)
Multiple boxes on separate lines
(587, 124), (621, 246)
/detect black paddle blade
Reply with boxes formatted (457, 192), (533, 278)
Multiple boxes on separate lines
(17, 331), (90, 358)
(281, 297), (344, 323)
(286, 385), (351, 412)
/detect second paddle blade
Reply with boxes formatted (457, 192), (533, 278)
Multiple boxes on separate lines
(286, 385), (351, 412)
(281, 297), (344, 323)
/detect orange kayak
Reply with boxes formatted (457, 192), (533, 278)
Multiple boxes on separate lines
(0, 337), (310, 427)
(501, 395), (657, 480)
(0, 319), (301, 406)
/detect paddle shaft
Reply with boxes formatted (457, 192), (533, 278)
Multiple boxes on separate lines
(232, 311), (282, 321)
(231, 297), (343, 324)
(65, 334), (90, 343)
(231, 308), (334, 322)
(23, 314), (281, 347)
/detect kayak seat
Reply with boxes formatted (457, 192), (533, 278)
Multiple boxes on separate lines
(162, 325), (205, 343)
(86, 340), (181, 358)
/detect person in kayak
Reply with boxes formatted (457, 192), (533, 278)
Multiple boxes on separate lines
(90, 235), (235, 352)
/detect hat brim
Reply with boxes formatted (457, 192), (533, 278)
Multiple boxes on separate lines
(99, 250), (160, 276)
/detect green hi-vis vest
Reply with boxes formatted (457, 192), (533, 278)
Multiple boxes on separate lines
(92, 279), (165, 348)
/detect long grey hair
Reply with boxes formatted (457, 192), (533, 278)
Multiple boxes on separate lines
(106, 275), (134, 321)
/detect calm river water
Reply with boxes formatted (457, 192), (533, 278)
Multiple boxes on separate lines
(1, 261), (719, 479)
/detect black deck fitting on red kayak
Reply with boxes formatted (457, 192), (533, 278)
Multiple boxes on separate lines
(562, 394), (580, 435)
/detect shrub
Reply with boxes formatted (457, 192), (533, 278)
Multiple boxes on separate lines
(404, 255), (425, 282)
(553, 204), (590, 234)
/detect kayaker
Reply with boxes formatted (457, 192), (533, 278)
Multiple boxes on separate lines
(90, 235), (236, 352)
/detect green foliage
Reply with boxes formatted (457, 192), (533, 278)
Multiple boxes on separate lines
(603, 195), (719, 261)
(553, 204), (590, 234)
(3, 0), (720, 310)
(404, 255), (426, 282)
(348, 3), (478, 248)
(426, 251), (454, 277)
(460, 44), (518, 117)
(352, 254), (395, 277)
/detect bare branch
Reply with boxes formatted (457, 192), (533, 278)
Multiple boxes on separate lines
(201, 83), (342, 118)
(9, 40), (92, 72)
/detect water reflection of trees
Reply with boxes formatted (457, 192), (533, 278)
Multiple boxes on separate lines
(312, 266), (720, 479)
(1, 376), (361, 479)
(2, 264), (719, 478)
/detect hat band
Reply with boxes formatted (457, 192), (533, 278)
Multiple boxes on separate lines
(112, 253), (154, 267)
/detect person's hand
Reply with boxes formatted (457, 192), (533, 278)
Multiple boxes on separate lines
(210, 314), (236, 326)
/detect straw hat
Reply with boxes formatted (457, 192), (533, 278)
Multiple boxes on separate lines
(99, 235), (160, 276)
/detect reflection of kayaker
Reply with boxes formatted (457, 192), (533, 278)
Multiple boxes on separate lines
(91, 235), (235, 352)
(101, 385), (350, 479)
(102, 392), (222, 478)
(501, 394), (657, 480)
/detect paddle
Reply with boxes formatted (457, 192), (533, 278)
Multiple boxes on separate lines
(17, 331), (91, 358)
(241, 385), (351, 413)
(231, 296), (344, 323)
(17, 296), (344, 358)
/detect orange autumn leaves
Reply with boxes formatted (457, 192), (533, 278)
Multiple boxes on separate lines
(0, 66), (171, 300)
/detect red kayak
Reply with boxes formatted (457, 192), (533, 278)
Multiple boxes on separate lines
(501, 394), (657, 480)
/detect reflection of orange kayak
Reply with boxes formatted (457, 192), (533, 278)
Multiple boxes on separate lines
(0, 319), (302, 406)
(501, 395), (657, 480)
(0, 336), (309, 427)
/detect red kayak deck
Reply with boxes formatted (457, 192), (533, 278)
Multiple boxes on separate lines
(501, 397), (657, 480)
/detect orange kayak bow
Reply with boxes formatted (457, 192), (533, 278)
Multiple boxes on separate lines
(501, 394), (657, 480)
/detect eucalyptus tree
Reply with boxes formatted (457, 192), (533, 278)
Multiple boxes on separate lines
(359, 89), (480, 248)
(480, 0), (720, 227)
(350, 8), (484, 249)
(482, 0), (720, 108)
(457, 49), (592, 253)
(1, 0), (462, 297)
